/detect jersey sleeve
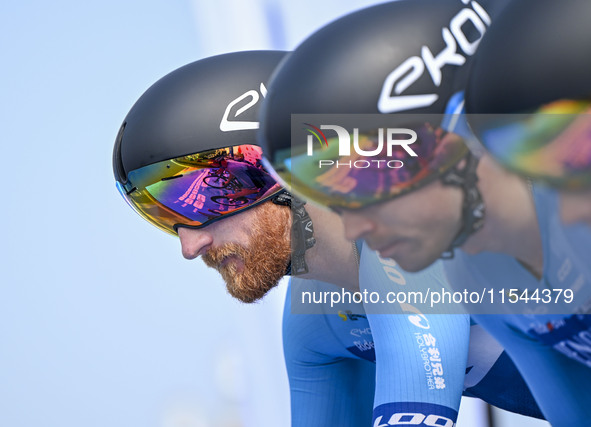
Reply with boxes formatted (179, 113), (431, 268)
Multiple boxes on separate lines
(360, 245), (470, 426)
(463, 323), (544, 419)
(283, 278), (376, 427)
(473, 314), (591, 425)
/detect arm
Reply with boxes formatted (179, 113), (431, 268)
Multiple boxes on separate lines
(473, 313), (591, 425)
(463, 322), (544, 419)
(359, 246), (470, 426)
(368, 313), (469, 426)
(284, 278), (375, 427)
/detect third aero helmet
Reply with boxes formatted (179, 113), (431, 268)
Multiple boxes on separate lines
(113, 51), (286, 237)
(259, 0), (510, 247)
(465, 0), (591, 190)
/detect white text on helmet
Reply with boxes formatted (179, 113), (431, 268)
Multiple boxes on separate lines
(377, 0), (491, 114)
(220, 82), (267, 131)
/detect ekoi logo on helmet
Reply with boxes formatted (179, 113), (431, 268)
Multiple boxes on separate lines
(378, 0), (493, 113)
(220, 83), (268, 132)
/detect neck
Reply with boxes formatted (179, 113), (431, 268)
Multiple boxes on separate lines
(461, 155), (544, 276)
(299, 205), (360, 291)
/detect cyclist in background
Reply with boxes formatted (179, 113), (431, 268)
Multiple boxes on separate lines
(258, 0), (591, 425)
(211, 154), (273, 200)
(463, 2), (591, 231)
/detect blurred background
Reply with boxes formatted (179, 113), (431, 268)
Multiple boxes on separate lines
(0, 1), (550, 426)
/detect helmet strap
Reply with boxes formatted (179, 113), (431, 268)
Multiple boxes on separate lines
(272, 191), (316, 275)
(439, 153), (485, 259)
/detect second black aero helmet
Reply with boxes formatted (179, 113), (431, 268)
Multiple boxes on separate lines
(258, 0), (512, 209)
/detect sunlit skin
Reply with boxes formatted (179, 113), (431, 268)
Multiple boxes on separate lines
(340, 155), (545, 277)
(340, 179), (463, 272)
(560, 189), (591, 226)
(178, 205), (261, 262)
(178, 200), (360, 303)
(460, 157), (543, 276)
(178, 201), (291, 303)
(301, 204), (361, 292)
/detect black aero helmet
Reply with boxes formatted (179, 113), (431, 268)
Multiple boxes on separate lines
(259, 0), (511, 210)
(113, 51), (287, 236)
(465, 0), (591, 189)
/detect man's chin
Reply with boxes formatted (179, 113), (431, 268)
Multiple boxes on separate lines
(219, 254), (245, 273)
(202, 200), (292, 304)
(394, 251), (440, 273)
(226, 286), (271, 304)
(217, 257), (285, 303)
(206, 252), (287, 303)
(224, 274), (281, 303)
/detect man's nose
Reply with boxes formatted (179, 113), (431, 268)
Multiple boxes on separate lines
(177, 226), (214, 259)
(341, 210), (375, 241)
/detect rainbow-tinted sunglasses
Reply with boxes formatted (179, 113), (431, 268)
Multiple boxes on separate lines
(263, 120), (470, 210)
(116, 144), (283, 236)
(469, 99), (591, 190)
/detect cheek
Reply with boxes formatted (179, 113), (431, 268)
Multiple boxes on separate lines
(367, 202), (409, 231)
(377, 204), (429, 232)
(213, 217), (252, 245)
(401, 200), (461, 247)
(371, 191), (438, 231)
(426, 188), (463, 227)
(341, 210), (371, 231)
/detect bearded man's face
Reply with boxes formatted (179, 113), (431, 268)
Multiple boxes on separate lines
(199, 202), (291, 302)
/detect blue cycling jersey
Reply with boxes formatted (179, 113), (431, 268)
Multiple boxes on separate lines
(284, 249), (543, 427)
(443, 183), (591, 425)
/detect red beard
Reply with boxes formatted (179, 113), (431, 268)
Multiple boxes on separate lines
(202, 202), (291, 303)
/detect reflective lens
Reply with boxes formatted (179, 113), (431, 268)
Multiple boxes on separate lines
(469, 100), (591, 190)
(117, 145), (283, 235)
(265, 121), (469, 209)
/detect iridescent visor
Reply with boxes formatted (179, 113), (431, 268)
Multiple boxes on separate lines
(117, 145), (283, 235)
(468, 100), (591, 190)
(265, 117), (470, 209)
